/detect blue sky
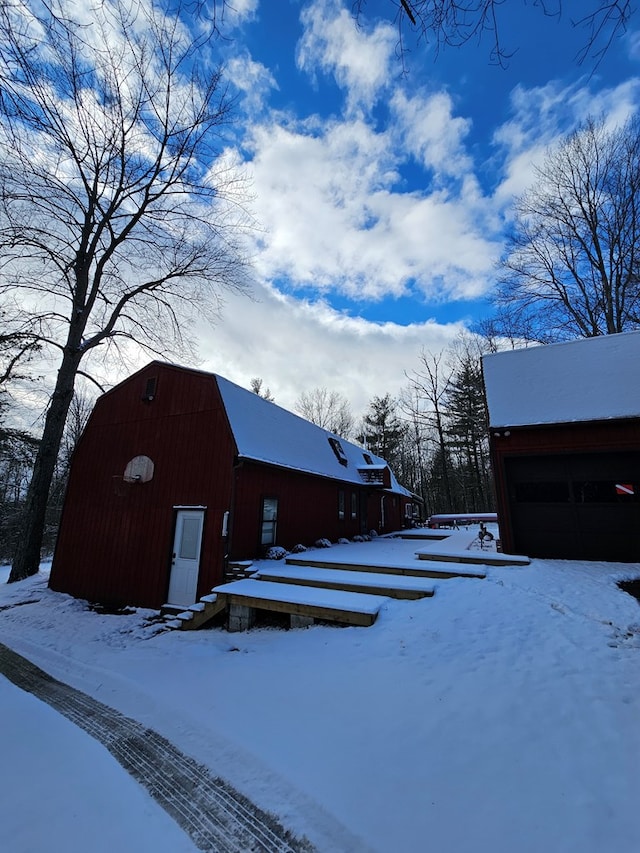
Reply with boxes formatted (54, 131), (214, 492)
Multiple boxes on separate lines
(187, 0), (640, 414)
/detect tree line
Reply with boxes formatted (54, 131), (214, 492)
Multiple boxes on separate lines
(291, 330), (495, 519)
(1, 330), (493, 563)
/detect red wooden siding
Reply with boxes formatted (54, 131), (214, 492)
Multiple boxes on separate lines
(229, 461), (407, 557)
(51, 363), (236, 608)
(491, 418), (640, 560)
(51, 361), (413, 608)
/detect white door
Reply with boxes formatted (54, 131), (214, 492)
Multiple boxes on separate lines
(167, 510), (205, 606)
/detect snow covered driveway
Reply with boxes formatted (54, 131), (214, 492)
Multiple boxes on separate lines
(0, 642), (312, 853)
(1, 539), (640, 852)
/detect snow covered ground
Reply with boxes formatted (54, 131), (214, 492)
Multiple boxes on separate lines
(1, 533), (640, 853)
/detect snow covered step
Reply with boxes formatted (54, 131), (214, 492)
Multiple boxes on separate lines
(162, 593), (226, 630)
(415, 547), (530, 567)
(394, 530), (451, 541)
(212, 579), (390, 627)
(414, 529), (481, 553)
(254, 565), (435, 599)
(285, 555), (486, 579)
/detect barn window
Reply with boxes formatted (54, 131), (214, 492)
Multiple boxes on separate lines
(328, 437), (348, 466)
(338, 490), (345, 521)
(261, 497), (278, 546)
(362, 452), (373, 465)
(351, 492), (357, 520)
(142, 376), (157, 402)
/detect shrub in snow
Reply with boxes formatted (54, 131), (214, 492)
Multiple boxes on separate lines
(265, 546), (288, 560)
(337, 537), (350, 545)
(369, 529), (378, 538)
(351, 534), (365, 542)
(314, 538), (332, 549)
(290, 543), (307, 554)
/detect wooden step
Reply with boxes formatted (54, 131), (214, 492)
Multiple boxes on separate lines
(285, 556), (485, 579)
(212, 579), (389, 627)
(254, 565), (435, 599)
(415, 548), (530, 567)
(394, 531), (450, 540)
(166, 594), (227, 630)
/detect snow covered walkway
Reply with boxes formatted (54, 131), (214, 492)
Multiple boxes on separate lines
(0, 643), (313, 853)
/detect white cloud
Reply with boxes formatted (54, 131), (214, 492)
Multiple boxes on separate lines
(196, 283), (464, 416)
(296, 0), (395, 113)
(226, 52), (278, 115)
(390, 89), (473, 178)
(215, 0), (259, 30)
(241, 112), (500, 303)
(493, 78), (640, 204)
(623, 26), (640, 60)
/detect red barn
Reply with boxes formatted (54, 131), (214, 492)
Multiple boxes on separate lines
(50, 362), (416, 608)
(483, 332), (640, 562)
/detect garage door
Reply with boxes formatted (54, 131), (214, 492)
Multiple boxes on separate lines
(506, 452), (640, 561)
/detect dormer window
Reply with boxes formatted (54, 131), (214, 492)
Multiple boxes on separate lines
(362, 453), (373, 465)
(328, 437), (348, 466)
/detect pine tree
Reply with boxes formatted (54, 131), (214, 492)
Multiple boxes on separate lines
(357, 394), (405, 470)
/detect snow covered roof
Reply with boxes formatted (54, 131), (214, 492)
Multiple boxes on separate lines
(482, 331), (640, 428)
(215, 374), (411, 495)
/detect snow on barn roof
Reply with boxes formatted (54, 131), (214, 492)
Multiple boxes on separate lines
(482, 331), (640, 428)
(215, 374), (411, 495)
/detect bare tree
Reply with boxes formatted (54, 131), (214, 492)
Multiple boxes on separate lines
(295, 387), (354, 438)
(0, 306), (42, 389)
(354, 1), (633, 68)
(250, 377), (275, 402)
(405, 349), (454, 510)
(496, 116), (640, 343)
(1, 0), (252, 581)
(0, 409), (39, 562)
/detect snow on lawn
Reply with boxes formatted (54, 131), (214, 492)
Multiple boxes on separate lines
(1, 536), (640, 853)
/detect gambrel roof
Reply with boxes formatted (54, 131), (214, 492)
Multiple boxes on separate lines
(215, 373), (410, 495)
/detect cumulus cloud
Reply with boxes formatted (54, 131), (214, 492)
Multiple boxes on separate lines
(196, 283), (464, 415)
(296, 0), (395, 113)
(390, 89), (473, 179)
(241, 109), (500, 304)
(215, 0), (259, 30)
(493, 78), (640, 203)
(226, 53), (278, 115)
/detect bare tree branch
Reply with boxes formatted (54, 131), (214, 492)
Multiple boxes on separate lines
(353, 1), (634, 68)
(495, 116), (640, 341)
(0, 0), (254, 580)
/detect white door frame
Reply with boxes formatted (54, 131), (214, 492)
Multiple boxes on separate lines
(167, 508), (205, 607)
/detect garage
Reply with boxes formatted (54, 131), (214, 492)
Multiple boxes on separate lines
(505, 452), (640, 561)
(482, 332), (640, 563)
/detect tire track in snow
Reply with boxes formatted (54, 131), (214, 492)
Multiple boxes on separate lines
(0, 642), (314, 853)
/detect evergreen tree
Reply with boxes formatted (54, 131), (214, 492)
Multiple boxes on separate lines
(444, 354), (492, 511)
(357, 394), (405, 470)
